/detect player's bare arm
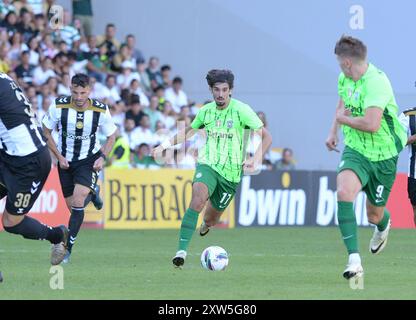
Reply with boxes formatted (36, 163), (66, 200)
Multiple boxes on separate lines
(243, 127), (272, 171)
(151, 125), (197, 157)
(94, 131), (117, 171)
(407, 134), (416, 145)
(336, 105), (383, 133)
(42, 125), (69, 169)
(326, 99), (343, 152)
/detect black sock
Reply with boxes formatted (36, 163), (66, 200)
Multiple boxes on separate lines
(67, 207), (85, 253)
(3, 216), (63, 244)
(84, 193), (93, 207)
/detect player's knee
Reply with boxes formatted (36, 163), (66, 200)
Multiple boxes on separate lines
(337, 187), (355, 201)
(190, 196), (206, 212)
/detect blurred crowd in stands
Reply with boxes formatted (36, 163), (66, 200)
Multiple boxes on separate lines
(0, 0), (296, 170)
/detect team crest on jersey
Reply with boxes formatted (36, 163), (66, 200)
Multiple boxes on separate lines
(76, 121), (84, 129)
(354, 91), (360, 101)
(226, 120), (233, 129)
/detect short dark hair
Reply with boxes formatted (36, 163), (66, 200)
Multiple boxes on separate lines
(172, 77), (182, 84)
(334, 35), (367, 60)
(283, 148), (293, 155)
(206, 69), (234, 89)
(161, 64), (171, 72)
(130, 94), (141, 105)
(106, 23), (116, 29)
(71, 74), (90, 88)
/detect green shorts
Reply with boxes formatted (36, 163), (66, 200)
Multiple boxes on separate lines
(337, 146), (398, 207)
(193, 164), (239, 211)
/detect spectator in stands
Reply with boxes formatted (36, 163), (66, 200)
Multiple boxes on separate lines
(131, 143), (159, 169)
(125, 34), (144, 64)
(104, 74), (121, 104)
(146, 56), (163, 90)
(80, 34), (97, 58)
(57, 72), (71, 96)
(153, 120), (170, 146)
(87, 42), (110, 82)
(144, 95), (161, 132)
(131, 114), (156, 149)
(27, 35), (40, 65)
(46, 76), (58, 100)
(110, 99), (126, 130)
(165, 76), (188, 113)
(96, 23), (120, 58)
(41, 33), (58, 58)
(0, 42), (11, 73)
(154, 84), (166, 111)
(8, 32), (28, 68)
(33, 12), (45, 34)
(72, 0), (93, 37)
(112, 43), (135, 72)
(1, 11), (18, 35)
(15, 50), (35, 89)
(158, 100), (175, 130)
(129, 78), (149, 107)
(161, 64), (171, 87)
(137, 61), (151, 96)
(17, 8), (35, 42)
(274, 148), (296, 171)
(125, 94), (145, 128)
(33, 56), (56, 86)
(107, 125), (131, 168)
(116, 60), (140, 90)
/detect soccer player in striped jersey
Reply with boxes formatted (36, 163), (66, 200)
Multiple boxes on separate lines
(152, 69), (272, 268)
(42, 74), (117, 263)
(398, 108), (416, 226)
(0, 72), (68, 266)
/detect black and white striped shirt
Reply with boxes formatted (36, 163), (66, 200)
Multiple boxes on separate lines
(43, 96), (116, 162)
(399, 107), (416, 178)
(0, 73), (46, 159)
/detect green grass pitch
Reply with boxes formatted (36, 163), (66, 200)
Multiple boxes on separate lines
(0, 227), (415, 299)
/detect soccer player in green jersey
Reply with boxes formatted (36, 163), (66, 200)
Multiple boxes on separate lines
(152, 69), (272, 267)
(326, 35), (407, 280)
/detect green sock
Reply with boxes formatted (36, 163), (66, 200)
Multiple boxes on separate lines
(337, 201), (358, 254)
(178, 208), (199, 251)
(377, 209), (391, 231)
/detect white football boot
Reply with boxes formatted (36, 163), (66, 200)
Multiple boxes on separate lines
(369, 219), (391, 254)
(172, 250), (187, 268)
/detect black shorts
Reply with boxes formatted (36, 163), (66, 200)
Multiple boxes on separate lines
(58, 152), (100, 198)
(0, 147), (51, 215)
(408, 177), (416, 206)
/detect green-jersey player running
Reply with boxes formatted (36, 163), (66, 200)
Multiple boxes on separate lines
(326, 35), (406, 281)
(152, 69), (272, 267)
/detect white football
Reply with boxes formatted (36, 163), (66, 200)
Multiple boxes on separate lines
(200, 246), (229, 271)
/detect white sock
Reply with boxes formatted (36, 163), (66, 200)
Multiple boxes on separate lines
(349, 253), (361, 264)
